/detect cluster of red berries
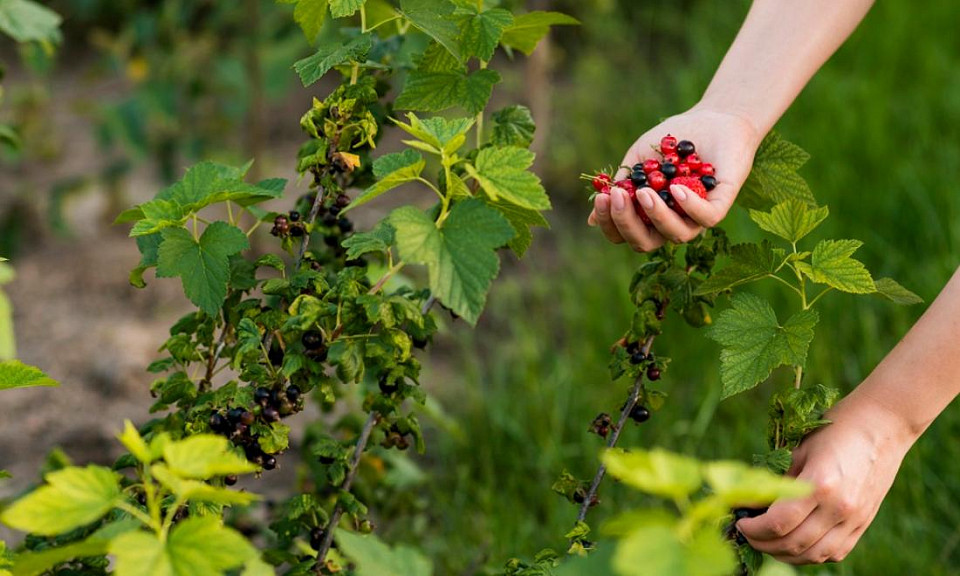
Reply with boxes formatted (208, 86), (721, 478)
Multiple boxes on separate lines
(208, 383), (304, 472)
(591, 135), (718, 224)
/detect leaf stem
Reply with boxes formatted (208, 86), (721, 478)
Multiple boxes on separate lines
(368, 261), (405, 295)
(806, 286), (834, 309)
(416, 177), (445, 201)
(360, 4), (367, 32)
(116, 501), (158, 533)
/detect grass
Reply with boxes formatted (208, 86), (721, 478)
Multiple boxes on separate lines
(400, 0), (960, 574)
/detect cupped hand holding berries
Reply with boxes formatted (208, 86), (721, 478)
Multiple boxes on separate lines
(588, 107), (762, 251)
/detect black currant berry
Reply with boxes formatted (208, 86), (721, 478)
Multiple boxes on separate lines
(209, 413), (226, 432)
(290, 225), (305, 237)
(629, 405), (651, 423)
(335, 194), (351, 208)
(322, 212), (338, 226)
(268, 346), (284, 367)
(273, 215), (288, 227)
(306, 346), (328, 362)
(263, 407), (281, 423)
(254, 387), (271, 406)
(647, 366), (661, 381)
(626, 340), (640, 354)
(658, 189), (675, 208)
(412, 337), (429, 350)
(263, 455), (277, 470)
(660, 162), (678, 179)
(338, 218), (354, 233)
(288, 210), (301, 222)
(224, 475), (238, 486)
(227, 408), (245, 423)
(733, 507), (768, 521)
(302, 330), (324, 350)
(329, 205), (341, 216)
(630, 351), (646, 365)
(319, 454), (336, 465)
(573, 489), (587, 504)
(240, 410), (255, 426)
(630, 170), (648, 188)
(379, 376), (399, 395)
(701, 175), (718, 191)
(286, 385), (301, 403)
(310, 528), (325, 550)
(676, 140), (696, 158)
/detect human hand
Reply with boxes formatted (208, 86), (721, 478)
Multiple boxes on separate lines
(588, 106), (761, 251)
(736, 392), (919, 564)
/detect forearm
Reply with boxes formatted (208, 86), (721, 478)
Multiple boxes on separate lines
(843, 268), (960, 442)
(695, 0), (875, 136)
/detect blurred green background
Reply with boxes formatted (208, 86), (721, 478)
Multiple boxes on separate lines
(2, 1), (959, 574)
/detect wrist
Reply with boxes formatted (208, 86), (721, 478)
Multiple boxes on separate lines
(829, 386), (922, 453)
(689, 98), (766, 150)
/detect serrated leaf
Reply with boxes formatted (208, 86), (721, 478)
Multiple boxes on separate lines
(347, 150), (426, 212)
(395, 68), (500, 115)
(389, 199), (514, 325)
(491, 105), (535, 148)
(706, 294), (818, 399)
(739, 132), (816, 209)
(150, 464), (259, 506)
(130, 233), (162, 288)
(695, 241), (780, 295)
(465, 146), (550, 211)
(11, 520), (139, 576)
(499, 11), (578, 55)
(456, 5), (513, 61)
(294, 34), (374, 86)
(754, 448), (795, 475)
(482, 197), (549, 258)
(0, 360), (58, 391)
(602, 448), (702, 500)
(0, 0), (61, 44)
(342, 221), (396, 259)
(797, 239), (875, 294)
(0, 466), (120, 535)
(291, 0), (328, 43)
(110, 517), (257, 576)
(155, 162), (279, 213)
(392, 113), (474, 151)
(874, 277), (923, 305)
(335, 530), (432, 576)
(118, 420), (153, 464)
(162, 435), (259, 479)
(702, 461), (812, 506)
(398, 0), (461, 61)
(329, 0), (364, 17)
(156, 222), (250, 316)
(749, 200), (828, 244)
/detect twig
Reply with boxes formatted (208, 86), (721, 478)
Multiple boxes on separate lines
(575, 335), (656, 524)
(315, 411), (379, 567)
(200, 326), (231, 392)
(295, 181), (328, 272)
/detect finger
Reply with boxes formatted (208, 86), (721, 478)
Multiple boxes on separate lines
(593, 194), (625, 244)
(588, 208), (598, 227)
(639, 187), (702, 244)
(746, 507), (840, 557)
(670, 183), (732, 229)
(607, 187), (663, 252)
(776, 523), (857, 565)
(738, 496), (818, 542)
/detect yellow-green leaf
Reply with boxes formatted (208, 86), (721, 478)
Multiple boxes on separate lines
(602, 448), (702, 500)
(749, 200), (828, 244)
(162, 435), (259, 480)
(1, 466), (121, 536)
(797, 239), (875, 294)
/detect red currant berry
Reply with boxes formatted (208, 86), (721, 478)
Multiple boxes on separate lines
(676, 163), (692, 177)
(647, 171), (667, 191)
(615, 179), (636, 193)
(700, 163), (715, 176)
(660, 134), (678, 155)
(685, 153), (703, 172)
(663, 152), (680, 166)
(642, 159), (661, 174)
(592, 173), (612, 192)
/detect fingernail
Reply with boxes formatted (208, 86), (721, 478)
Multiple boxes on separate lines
(672, 185), (687, 202)
(639, 189), (655, 210)
(611, 188), (625, 211)
(595, 194), (609, 215)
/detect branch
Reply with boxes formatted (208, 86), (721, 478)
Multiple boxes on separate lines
(201, 324), (231, 392)
(295, 177), (328, 272)
(575, 335), (656, 524)
(315, 411), (379, 567)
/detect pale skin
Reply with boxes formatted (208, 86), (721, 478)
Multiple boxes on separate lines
(590, 0), (960, 565)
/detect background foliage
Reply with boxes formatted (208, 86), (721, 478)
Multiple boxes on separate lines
(2, 0), (959, 575)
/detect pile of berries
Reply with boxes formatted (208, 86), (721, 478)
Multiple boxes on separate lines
(591, 135), (717, 224)
(208, 383), (305, 470)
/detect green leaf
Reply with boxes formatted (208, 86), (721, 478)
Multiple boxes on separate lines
(702, 461), (812, 506)
(291, 0), (328, 43)
(739, 132), (816, 209)
(706, 294), (818, 399)
(150, 464), (259, 507)
(11, 519), (139, 576)
(389, 199), (514, 325)
(0, 466), (120, 536)
(694, 241), (780, 295)
(118, 420), (153, 464)
(398, 0), (461, 61)
(491, 105), (535, 148)
(0, 0), (61, 44)
(483, 197), (549, 258)
(130, 233), (162, 288)
(416, 41), (463, 73)
(110, 517), (257, 576)
(499, 11), (578, 55)
(156, 222), (250, 316)
(294, 34), (374, 87)
(749, 200), (828, 244)
(874, 277), (923, 305)
(797, 239), (875, 294)
(392, 113), (474, 151)
(0, 290), (15, 360)
(162, 435), (259, 480)
(465, 146), (550, 211)
(329, 0), (365, 17)
(0, 360), (58, 391)
(342, 221), (396, 259)
(335, 529), (432, 576)
(456, 5), (513, 61)
(347, 150), (426, 212)
(395, 68), (500, 115)
(602, 448), (702, 500)
(156, 162), (279, 213)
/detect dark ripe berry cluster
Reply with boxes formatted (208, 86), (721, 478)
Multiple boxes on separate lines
(591, 135), (719, 224)
(589, 412), (613, 439)
(208, 383), (305, 469)
(301, 329), (328, 362)
(270, 211), (307, 238)
(380, 424), (412, 451)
